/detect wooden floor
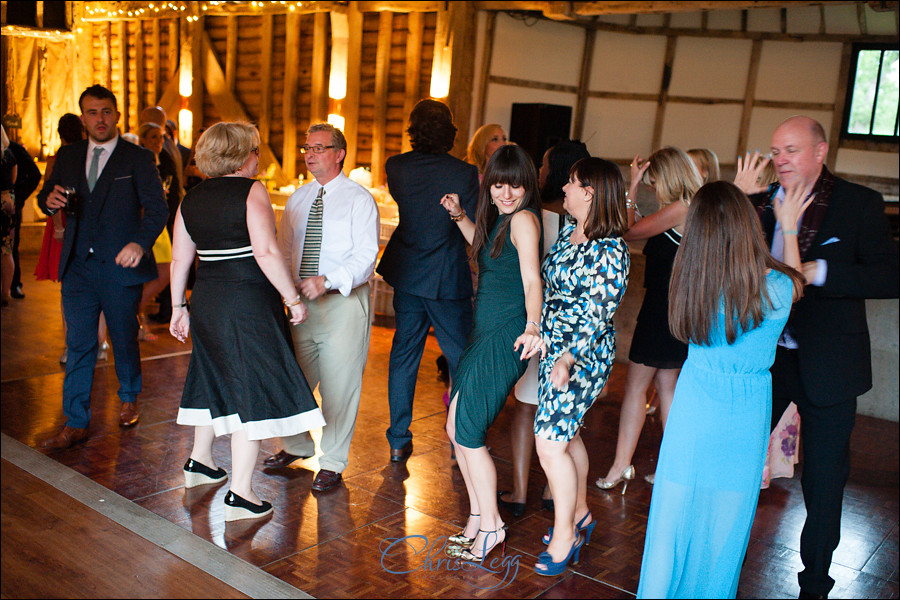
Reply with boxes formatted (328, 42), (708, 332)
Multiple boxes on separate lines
(1, 250), (897, 599)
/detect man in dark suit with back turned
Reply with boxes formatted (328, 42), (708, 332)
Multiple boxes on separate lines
(37, 85), (168, 450)
(377, 99), (479, 462)
(751, 116), (898, 599)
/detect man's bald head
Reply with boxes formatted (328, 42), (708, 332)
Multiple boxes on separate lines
(140, 106), (167, 127)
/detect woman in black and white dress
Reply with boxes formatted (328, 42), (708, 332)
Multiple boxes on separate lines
(169, 121), (324, 521)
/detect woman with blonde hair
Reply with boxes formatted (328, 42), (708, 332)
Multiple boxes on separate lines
(687, 147), (720, 183)
(170, 121), (324, 521)
(135, 122), (174, 341)
(597, 146), (702, 491)
(637, 180), (810, 597)
(466, 123), (508, 176)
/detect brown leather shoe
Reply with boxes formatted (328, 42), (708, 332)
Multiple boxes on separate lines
(311, 469), (342, 492)
(119, 402), (140, 427)
(40, 426), (89, 451)
(390, 441), (413, 463)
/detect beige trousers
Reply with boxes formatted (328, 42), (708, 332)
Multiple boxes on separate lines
(281, 283), (371, 473)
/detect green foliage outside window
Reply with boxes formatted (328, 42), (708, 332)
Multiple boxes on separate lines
(847, 48), (899, 138)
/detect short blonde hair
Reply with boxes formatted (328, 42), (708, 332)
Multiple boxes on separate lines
(687, 148), (720, 183)
(645, 146), (703, 207)
(466, 123), (504, 174)
(138, 122), (162, 141)
(194, 121), (258, 177)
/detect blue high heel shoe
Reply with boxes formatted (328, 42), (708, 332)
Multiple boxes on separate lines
(534, 532), (584, 576)
(542, 511), (595, 546)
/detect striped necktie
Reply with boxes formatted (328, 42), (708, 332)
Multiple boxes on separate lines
(87, 146), (103, 192)
(298, 187), (325, 278)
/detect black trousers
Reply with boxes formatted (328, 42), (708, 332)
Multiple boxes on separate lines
(771, 346), (856, 597)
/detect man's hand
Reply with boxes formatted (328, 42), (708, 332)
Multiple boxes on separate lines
(115, 242), (146, 268)
(300, 275), (328, 300)
(45, 185), (70, 212)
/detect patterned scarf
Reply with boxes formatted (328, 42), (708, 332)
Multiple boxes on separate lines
(762, 166), (834, 260)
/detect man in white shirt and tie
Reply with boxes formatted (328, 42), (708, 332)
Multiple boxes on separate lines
(37, 85), (167, 450)
(266, 123), (380, 492)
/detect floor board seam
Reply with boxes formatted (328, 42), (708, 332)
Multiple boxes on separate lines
(1, 433), (314, 600)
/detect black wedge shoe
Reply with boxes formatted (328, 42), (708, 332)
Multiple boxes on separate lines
(224, 490), (273, 522)
(183, 459), (228, 488)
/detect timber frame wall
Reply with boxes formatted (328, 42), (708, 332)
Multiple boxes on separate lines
(473, 4), (899, 178)
(2, 1), (476, 188)
(2, 1), (897, 187)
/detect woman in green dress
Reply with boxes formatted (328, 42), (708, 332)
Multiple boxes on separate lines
(439, 144), (546, 562)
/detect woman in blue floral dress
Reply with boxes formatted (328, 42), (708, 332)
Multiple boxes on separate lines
(533, 157), (630, 575)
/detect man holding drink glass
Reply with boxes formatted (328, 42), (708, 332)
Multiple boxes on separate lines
(37, 84), (167, 450)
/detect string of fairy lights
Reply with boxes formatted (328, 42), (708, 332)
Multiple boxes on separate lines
(82, 2), (314, 21)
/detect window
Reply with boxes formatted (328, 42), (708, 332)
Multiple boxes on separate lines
(842, 43), (899, 141)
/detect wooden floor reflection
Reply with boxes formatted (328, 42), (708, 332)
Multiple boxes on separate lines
(1, 252), (897, 599)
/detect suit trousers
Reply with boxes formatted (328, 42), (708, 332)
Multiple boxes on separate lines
(772, 346), (857, 597)
(61, 255), (143, 428)
(281, 284), (371, 474)
(385, 289), (473, 449)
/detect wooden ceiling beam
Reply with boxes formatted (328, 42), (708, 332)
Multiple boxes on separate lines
(475, 1), (867, 20)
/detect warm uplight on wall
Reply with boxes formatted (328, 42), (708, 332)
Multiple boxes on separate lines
(429, 50), (450, 99)
(179, 65), (192, 97)
(327, 113), (345, 131)
(328, 13), (349, 100)
(179, 109), (193, 148)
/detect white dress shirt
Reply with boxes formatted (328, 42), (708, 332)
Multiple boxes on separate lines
(86, 136), (119, 181)
(278, 172), (380, 296)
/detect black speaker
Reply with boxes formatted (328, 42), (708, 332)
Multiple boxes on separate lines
(509, 103), (573, 168)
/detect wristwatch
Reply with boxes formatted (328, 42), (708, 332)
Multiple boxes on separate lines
(323, 275), (332, 291)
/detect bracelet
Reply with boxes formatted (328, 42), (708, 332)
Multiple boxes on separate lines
(54, 227), (65, 233)
(526, 320), (540, 330)
(284, 295), (302, 307)
(172, 302), (189, 309)
(449, 208), (465, 222)
(782, 229), (798, 235)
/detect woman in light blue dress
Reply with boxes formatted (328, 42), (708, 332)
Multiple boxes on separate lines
(637, 180), (812, 598)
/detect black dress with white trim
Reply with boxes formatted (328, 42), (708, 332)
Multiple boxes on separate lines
(176, 176), (324, 440)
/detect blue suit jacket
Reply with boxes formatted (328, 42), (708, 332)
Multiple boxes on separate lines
(37, 138), (168, 286)
(377, 151), (479, 300)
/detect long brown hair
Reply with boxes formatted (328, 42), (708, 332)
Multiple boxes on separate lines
(471, 144), (541, 260)
(569, 157), (629, 240)
(668, 181), (804, 345)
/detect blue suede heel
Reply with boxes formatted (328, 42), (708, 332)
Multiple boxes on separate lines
(534, 532), (584, 576)
(542, 511), (594, 545)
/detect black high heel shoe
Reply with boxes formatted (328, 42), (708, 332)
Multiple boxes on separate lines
(224, 490), (273, 522)
(497, 491), (526, 517)
(183, 458), (227, 488)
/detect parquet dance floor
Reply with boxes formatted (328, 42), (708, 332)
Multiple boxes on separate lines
(2, 251), (897, 598)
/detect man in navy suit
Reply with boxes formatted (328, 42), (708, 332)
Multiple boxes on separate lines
(377, 99), (479, 462)
(752, 116), (898, 599)
(37, 85), (168, 450)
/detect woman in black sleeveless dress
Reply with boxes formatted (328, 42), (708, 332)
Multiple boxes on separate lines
(596, 147), (702, 491)
(169, 122), (324, 521)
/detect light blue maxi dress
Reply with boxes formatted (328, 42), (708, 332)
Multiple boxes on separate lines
(637, 270), (794, 599)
